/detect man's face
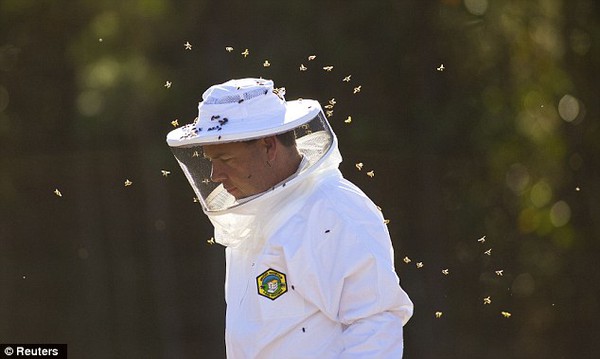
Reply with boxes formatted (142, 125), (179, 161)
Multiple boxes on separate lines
(203, 140), (271, 199)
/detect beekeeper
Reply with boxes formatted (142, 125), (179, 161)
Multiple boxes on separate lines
(167, 78), (413, 358)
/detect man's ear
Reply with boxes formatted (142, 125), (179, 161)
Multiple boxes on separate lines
(260, 136), (278, 162)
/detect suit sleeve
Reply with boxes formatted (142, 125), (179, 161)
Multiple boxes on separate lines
(289, 205), (413, 358)
(336, 237), (412, 358)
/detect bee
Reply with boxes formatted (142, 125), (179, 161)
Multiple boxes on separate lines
(241, 48), (249, 57)
(54, 189), (62, 197)
(308, 55), (316, 61)
(353, 85), (362, 94)
(403, 256), (411, 264)
(367, 170), (375, 178)
(124, 179), (132, 186)
(322, 66), (334, 72)
(478, 235), (486, 243)
(435, 312), (443, 318)
(343, 75), (351, 82)
(161, 170), (171, 177)
(442, 269), (449, 275)
(273, 87), (286, 99)
(495, 270), (504, 276)
(299, 64), (307, 71)
(225, 46), (234, 52)
(437, 64), (445, 71)
(416, 262), (424, 268)
(263, 60), (271, 67)
(345, 116), (352, 124)
(355, 162), (363, 171)
(484, 296), (492, 305)
(184, 41), (192, 50)
(164, 81), (172, 88)
(484, 248), (492, 256)
(501, 311), (512, 318)
(171, 119), (179, 127)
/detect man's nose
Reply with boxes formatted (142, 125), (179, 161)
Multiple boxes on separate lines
(210, 162), (226, 183)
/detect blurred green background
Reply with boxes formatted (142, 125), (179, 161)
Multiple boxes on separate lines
(1, 0), (598, 358)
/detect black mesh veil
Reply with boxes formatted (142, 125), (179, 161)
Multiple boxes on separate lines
(170, 111), (334, 212)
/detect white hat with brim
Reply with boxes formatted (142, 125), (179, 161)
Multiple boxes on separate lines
(166, 78), (322, 147)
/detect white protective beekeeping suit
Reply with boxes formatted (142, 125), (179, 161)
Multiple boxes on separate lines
(167, 78), (413, 358)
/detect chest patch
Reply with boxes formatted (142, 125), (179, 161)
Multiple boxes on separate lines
(257, 268), (288, 300)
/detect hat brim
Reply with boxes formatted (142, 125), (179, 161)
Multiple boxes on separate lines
(166, 99), (322, 147)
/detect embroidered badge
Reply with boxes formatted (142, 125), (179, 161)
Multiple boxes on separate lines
(257, 268), (288, 300)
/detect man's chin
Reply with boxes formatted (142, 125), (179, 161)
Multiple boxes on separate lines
(226, 186), (263, 201)
(225, 186), (242, 199)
